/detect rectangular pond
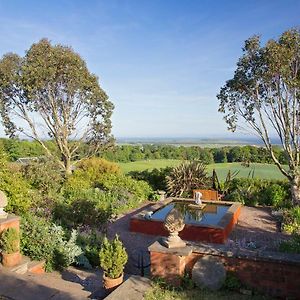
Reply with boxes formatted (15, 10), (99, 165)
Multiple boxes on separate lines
(130, 198), (241, 244)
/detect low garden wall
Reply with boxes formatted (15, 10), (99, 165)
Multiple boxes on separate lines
(149, 241), (300, 299)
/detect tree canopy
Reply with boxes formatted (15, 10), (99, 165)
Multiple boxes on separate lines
(0, 39), (114, 174)
(218, 28), (300, 205)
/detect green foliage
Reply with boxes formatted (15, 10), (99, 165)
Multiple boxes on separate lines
(52, 226), (82, 269)
(76, 158), (121, 178)
(97, 173), (152, 201)
(77, 230), (103, 267)
(223, 272), (242, 291)
(99, 235), (128, 279)
(279, 234), (300, 254)
(218, 29), (300, 204)
(54, 195), (113, 228)
(128, 167), (172, 191)
(20, 213), (82, 271)
(0, 160), (36, 215)
(166, 161), (211, 197)
(262, 184), (288, 207)
(282, 207), (300, 234)
(0, 228), (19, 254)
(225, 178), (290, 207)
(0, 39), (114, 174)
(21, 158), (64, 195)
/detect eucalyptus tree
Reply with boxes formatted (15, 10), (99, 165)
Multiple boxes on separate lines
(0, 39), (114, 175)
(218, 29), (300, 205)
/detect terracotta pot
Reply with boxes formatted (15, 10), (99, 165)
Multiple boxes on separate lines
(103, 273), (124, 290)
(2, 251), (22, 267)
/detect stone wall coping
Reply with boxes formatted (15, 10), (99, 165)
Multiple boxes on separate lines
(188, 242), (300, 265)
(148, 241), (193, 256)
(0, 214), (20, 225)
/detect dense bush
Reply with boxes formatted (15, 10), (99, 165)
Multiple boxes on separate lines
(224, 178), (290, 207)
(76, 157), (121, 177)
(77, 229), (103, 267)
(128, 167), (172, 191)
(282, 207), (300, 234)
(0, 156), (36, 215)
(279, 234), (300, 254)
(22, 158), (64, 195)
(53, 194), (113, 228)
(63, 159), (152, 213)
(21, 213), (83, 271)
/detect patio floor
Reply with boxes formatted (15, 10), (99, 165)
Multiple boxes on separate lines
(107, 201), (291, 275)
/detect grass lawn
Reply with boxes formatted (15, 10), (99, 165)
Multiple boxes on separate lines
(119, 159), (285, 180)
(119, 159), (182, 174)
(145, 284), (269, 300)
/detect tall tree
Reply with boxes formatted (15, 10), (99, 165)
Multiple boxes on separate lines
(218, 28), (300, 205)
(0, 39), (114, 174)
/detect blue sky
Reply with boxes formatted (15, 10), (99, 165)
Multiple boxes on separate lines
(0, 0), (299, 139)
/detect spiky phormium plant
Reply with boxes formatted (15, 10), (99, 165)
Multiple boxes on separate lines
(166, 161), (210, 197)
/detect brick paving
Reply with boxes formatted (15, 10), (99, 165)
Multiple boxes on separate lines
(108, 202), (291, 275)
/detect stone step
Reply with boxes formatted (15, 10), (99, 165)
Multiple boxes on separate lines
(1, 256), (45, 275)
(104, 275), (151, 300)
(0, 269), (92, 300)
(27, 260), (45, 274)
(6, 256), (30, 274)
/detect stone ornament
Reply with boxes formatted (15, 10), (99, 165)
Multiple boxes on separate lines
(195, 191), (203, 205)
(161, 207), (186, 248)
(192, 255), (226, 290)
(158, 190), (166, 201)
(0, 190), (8, 219)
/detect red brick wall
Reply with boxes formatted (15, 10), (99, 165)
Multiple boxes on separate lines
(130, 218), (228, 243)
(150, 251), (186, 286)
(183, 252), (300, 298)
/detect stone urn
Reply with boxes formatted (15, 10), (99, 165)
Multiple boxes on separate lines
(161, 206), (186, 248)
(158, 191), (166, 201)
(0, 191), (8, 219)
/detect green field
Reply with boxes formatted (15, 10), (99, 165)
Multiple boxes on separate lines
(119, 159), (286, 180)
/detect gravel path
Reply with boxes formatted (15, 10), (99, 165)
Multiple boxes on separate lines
(229, 206), (290, 250)
(107, 202), (291, 275)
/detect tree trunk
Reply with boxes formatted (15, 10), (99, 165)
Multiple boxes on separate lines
(291, 175), (300, 206)
(62, 155), (72, 176)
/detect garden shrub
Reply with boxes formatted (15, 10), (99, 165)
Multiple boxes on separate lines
(21, 213), (83, 271)
(22, 158), (64, 195)
(282, 207), (300, 234)
(279, 234), (300, 254)
(0, 160), (36, 215)
(261, 183), (289, 207)
(76, 157), (121, 179)
(51, 226), (82, 268)
(128, 167), (172, 191)
(96, 173), (152, 201)
(225, 178), (290, 207)
(62, 171), (152, 217)
(223, 272), (242, 291)
(77, 229), (103, 267)
(53, 194), (113, 228)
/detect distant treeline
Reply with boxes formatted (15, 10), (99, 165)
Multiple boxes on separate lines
(0, 138), (288, 165)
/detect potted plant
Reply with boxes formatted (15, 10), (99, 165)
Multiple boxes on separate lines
(0, 227), (22, 267)
(99, 235), (128, 290)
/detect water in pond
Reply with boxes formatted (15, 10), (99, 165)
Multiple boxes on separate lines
(151, 202), (229, 226)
